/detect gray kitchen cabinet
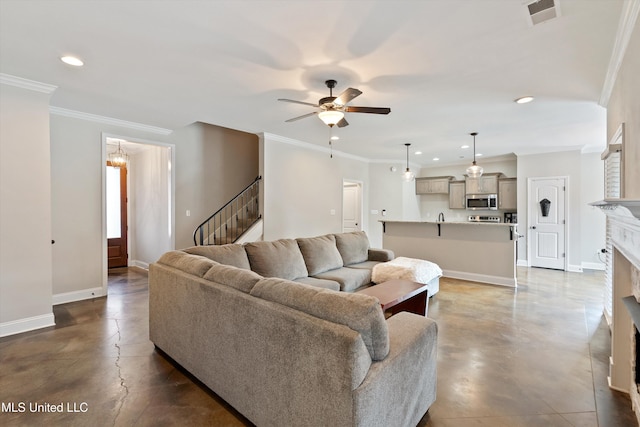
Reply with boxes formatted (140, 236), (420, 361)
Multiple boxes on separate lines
(416, 176), (455, 194)
(498, 178), (517, 211)
(465, 172), (503, 194)
(449, 181), (466, 209)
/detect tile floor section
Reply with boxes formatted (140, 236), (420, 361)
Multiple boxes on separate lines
(0, 267), (637, 426)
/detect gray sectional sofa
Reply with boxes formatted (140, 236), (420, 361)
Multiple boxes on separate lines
(185, 231), (394, 292)
(149, 231), (438, 426)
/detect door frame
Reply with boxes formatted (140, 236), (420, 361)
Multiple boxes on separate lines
(526, 175), (569, 271)
(342, 179), (364, 233)
(101, 133), (176, 294)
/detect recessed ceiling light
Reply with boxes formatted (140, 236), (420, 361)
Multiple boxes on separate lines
(461, 145), (470, 149)
(60, 56), (84, 67)
(476, 153), (483, 157)
(330, 135), (339, 140)
(414, 151), (422, 155)
(515, 96), (534, 104)
(432, 157), (439, 161)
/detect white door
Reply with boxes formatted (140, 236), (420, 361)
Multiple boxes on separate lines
(342, 182), (362, 232)
(528, 177), (566, 270)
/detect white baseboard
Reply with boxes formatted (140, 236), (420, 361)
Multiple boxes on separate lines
(517, 259), (529, 267)
(53, 287), (105, 306)
(0, 313), (55, 337)
(130, 260), (150, 270)
(442, 269), (517, 288)
(582, 261), (605, 271)
(567, 264), (583, 273)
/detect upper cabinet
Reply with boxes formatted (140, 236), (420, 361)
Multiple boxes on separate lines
(498, 178), (517, 211)
(416, 176), (455, 194)
(449, 181), (466, 209)
(465, 172), (504, 195)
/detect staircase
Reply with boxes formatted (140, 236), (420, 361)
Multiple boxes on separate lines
(193, 176), (262, 246)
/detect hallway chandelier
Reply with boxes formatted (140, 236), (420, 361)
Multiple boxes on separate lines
(466, 132), (483, 178)
(403, 143), (415, 182)
(108, 141), (129, 168)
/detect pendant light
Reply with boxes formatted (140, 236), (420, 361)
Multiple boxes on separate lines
(403, 143), (415, 182)
(108, 141), (129, 168)
(466, 132), (483, 178)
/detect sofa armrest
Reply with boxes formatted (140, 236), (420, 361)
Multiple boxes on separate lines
(353, 312), (437, 427)
(368, 248), (394, 262)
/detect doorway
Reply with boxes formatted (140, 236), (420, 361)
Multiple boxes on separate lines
(106, 161), (128, 268)
(342, 180), (363, 233)
(102, 134), (175, 294)
(527, 176), (567, 270)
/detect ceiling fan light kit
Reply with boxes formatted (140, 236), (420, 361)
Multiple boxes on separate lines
(318, 110), (344, 127)
(279, 79), (390, 129)
(465, 132), (483, 178)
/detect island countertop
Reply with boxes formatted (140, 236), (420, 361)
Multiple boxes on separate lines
(380, 219), (518, 227)
(380, 220), (518, 287)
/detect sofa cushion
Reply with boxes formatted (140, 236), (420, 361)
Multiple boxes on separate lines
(244, 239), (308, 281)
(334, 231), (370, 265)
(250, 278), (389, 360)
(296, 234), (344, 276)
(294, 276), (341, 291)
(184, 244), (251, 269)
(313, 267), (371, 292)
(157, 251), (217, 278)
(346, 260), (382, 270)
(203, 263), (263, 293)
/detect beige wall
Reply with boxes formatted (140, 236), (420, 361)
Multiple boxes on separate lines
(607, 21), (640, 199)
(516, 150), (605, 271)
(173, 123), (259, 249)
(50, 114), (173, 301)
(260, 133), (371, 242)
(0, 83), (54, 335)
(130, 144), (172, 266)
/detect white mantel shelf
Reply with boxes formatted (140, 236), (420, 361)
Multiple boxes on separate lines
(590, 199), (640, 220)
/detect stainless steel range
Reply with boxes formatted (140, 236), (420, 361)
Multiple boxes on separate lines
(468, 215), (501, 223)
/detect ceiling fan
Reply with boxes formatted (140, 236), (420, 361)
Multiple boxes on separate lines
(278, 79), (391, 128)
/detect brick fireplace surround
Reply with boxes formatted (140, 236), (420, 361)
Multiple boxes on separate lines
(594, 200), (640, 424)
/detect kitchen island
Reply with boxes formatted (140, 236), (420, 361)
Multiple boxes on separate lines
(381, 220), (518, 287)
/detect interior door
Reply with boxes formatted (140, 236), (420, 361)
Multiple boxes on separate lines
(107, 162), (128, 268)
(528, 177), (566, 270)
(342, 182), (362, 232)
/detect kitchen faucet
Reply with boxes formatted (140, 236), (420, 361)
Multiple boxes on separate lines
(438, 212), (445, 222)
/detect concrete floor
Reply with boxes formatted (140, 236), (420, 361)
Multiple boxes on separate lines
(0, 267), (636, 426)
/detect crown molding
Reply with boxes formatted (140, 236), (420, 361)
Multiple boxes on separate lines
(599, 0), (640, 107)
(50, 106), (173, 135)
(0, 73), (57, 94)
(260, 132), (370, 163)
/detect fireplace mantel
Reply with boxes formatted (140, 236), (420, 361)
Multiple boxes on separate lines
(590, 199), (640, 220)
(592, 198), (640, 423)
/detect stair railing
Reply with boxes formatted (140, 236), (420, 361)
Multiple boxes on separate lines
(193, 176), (262, 246)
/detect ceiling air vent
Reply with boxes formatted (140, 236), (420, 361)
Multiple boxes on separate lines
(525, 0), (561, 26)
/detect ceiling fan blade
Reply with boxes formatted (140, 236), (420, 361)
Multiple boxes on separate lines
(336, 117), (349, 128)
(285, 111), (318, 122)
(333, 88), (362, 106)
(344, 106), (391, 114)
(278, 98), (319, 107)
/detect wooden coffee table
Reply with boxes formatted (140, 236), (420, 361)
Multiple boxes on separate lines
(357, 279), (429, 316)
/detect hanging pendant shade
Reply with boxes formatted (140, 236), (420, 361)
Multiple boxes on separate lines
(108, 141), (129, 168)
(466, 132), (483, 178)
(403, 143), (415, 182)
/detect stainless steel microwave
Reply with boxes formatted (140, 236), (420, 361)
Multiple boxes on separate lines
(466, 194), (498, 210)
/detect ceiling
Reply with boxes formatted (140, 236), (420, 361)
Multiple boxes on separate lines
(0, 0), (626, 167)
